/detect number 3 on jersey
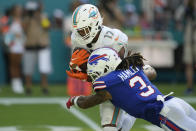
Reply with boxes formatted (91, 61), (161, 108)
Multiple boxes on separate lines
(129, 76), (155, 97)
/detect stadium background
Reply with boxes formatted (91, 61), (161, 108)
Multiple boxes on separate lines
(0, 0), (195, 131)
(0, 0), (193, 84)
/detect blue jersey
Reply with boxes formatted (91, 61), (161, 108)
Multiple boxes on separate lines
(93, 66), (165, 126)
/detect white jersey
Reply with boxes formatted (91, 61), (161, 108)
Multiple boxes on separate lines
(5, 21), (25, 54)
(71, 26), (128, 57)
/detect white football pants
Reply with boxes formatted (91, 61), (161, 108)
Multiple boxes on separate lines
(100, 101), (136, 131)
(160, 97), (196, 131)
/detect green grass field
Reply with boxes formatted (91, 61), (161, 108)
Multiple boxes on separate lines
(0, 83), (196, 131)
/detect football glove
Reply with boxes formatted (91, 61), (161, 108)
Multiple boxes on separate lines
(66, 70), (88, 81)
(70, 49), (89, 67)
(66, 96), (75, 109)
(66, 48), (90, 80)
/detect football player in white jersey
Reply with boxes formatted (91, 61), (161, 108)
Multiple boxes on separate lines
(71, 4), (128, 59)
(66, 4), (155, 131)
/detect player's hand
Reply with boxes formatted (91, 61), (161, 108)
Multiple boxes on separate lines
(70, 49), (89, 67)
(66, 70), (88, 81)
(66, 96), (75, 109)
(66, 48), (89, 80)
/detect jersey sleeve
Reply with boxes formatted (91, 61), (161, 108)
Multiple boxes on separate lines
(100, 27), (128, 57)
(92, 73), (120, 92)
(93, 79), (107, 92)
(112, 29), (128, 57)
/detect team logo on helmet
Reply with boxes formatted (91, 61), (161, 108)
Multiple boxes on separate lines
(89, 54), (109, 65)
(88, 7), (98, 19)
(72, 7), (81, 28)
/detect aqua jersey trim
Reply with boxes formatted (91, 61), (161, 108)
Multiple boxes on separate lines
(111, 107), (120, 125)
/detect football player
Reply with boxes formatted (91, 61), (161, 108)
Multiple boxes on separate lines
(67, 4), (135, 131)
(66, 4), (155, 131)
(67, 47), (196, 131)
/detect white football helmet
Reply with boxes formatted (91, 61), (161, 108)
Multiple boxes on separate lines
(72, 4), (103, 45)
(87, 48), (122, 82)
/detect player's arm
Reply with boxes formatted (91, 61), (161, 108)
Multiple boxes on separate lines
(66, 90), (112, 109)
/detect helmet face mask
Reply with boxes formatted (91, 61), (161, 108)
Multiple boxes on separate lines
(87, 48), (122, 82)
(72, 4), (103, 45)
(77, 26), (91, 40)
(88, 71), (101, 82)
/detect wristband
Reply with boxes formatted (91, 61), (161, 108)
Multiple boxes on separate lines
(73, 96), (80, 108)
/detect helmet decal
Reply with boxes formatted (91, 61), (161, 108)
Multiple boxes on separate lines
(89, 54), (109, 65)
(88, 7), (98, 19)
(87, 48), (122, 82)
(73, 7), (81, 28)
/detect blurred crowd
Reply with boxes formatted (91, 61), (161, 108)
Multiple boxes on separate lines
(98, 0), (194, 42)
(0, 0), (195, 95)
(0, 1), (52, 95)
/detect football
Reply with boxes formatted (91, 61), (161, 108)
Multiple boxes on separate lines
(70, 47), (91, 73)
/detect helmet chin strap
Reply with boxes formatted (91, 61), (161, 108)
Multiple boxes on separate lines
(87, 43), (93, 48)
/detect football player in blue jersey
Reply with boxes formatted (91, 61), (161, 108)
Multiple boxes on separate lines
(66, 47), (196, 131)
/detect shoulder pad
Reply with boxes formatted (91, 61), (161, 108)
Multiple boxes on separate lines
(99, 27), (128, 52)
(113, 29), (128, 44)
(99, 26), (116, 46)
